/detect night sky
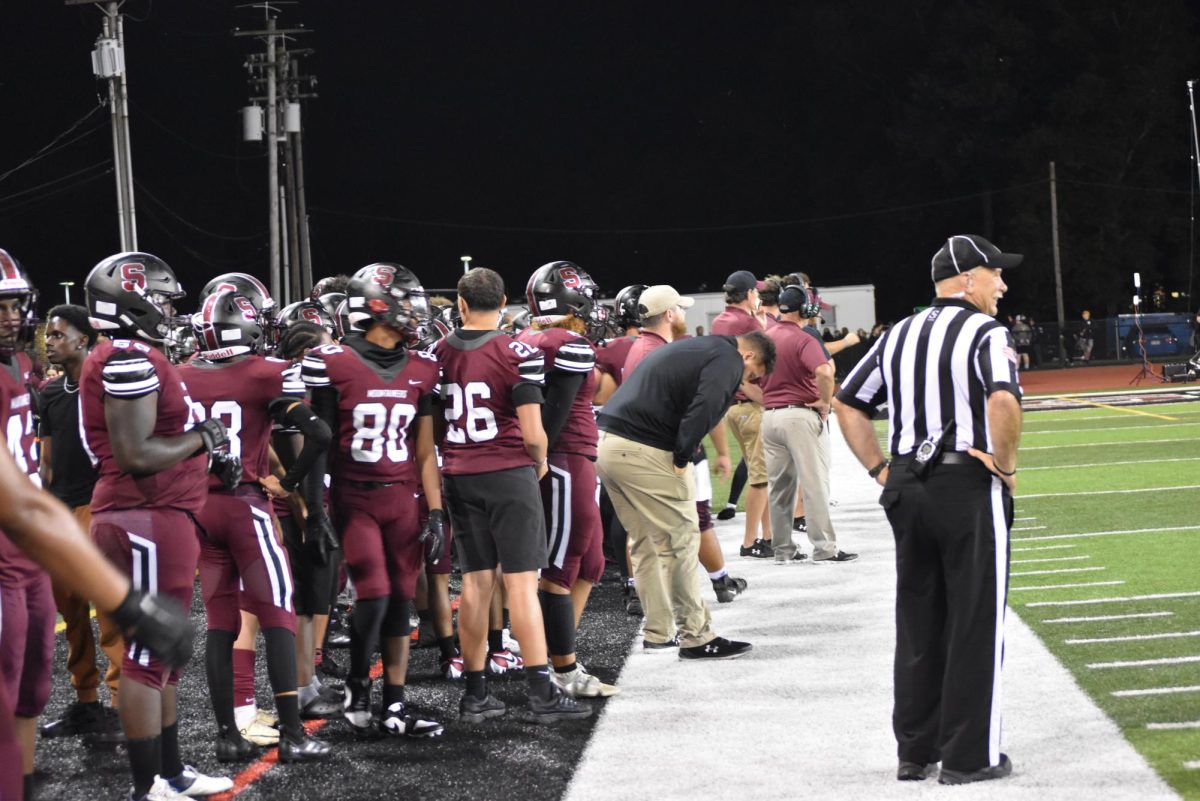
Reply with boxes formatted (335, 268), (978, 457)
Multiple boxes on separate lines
(5, 2), (1200, 322)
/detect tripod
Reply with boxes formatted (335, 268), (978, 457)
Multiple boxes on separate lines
(1129, 290), (1166, 385)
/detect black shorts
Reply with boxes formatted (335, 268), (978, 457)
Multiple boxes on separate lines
(444, 466), (548, 574)
(281, 513), (338, 616)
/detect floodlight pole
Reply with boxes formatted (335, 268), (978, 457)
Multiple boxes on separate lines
(1049, 161), (1067, 365)
(1187, 81), (1200, 311)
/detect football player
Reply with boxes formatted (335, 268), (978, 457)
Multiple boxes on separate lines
(433, 266), (590, 724)
(83, 252), (238, 800)
(301, 263), (445, 738)
(179, 290), (333, 763)
(519, 262), (618, 698)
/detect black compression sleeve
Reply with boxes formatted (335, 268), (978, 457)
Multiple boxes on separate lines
(512, 382), (544, 407)
(541, 371), (584, 451)
(303, 387), (338, 515)
(274, 400), (333, 492)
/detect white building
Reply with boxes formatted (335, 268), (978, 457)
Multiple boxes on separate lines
(689, 283), (878, 335)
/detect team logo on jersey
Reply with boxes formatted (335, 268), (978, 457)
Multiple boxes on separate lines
(120, 263), (147, 292)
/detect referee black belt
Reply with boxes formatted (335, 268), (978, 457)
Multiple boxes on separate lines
(342, 479), (406, 490)
(891, 451), (976, 466)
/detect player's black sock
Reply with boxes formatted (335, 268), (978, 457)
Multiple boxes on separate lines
(437, 635), (458, 660)
(538, 590), (575, 658)
(383, 683), (405, 710)
(263, 627), (303, 734)
(204, 629), (238, 733)
(553, 661), (577, 674)
(161, 722), (184, 782)
(502, 608), (512, 631)
(127, 735), (161, 798)
(465, 670), (488, 700)
(727, 458), (748, 506)
(525, 664), (553, 701)
(23, 774), (34, 801)
(275, 694), (302, 740)
(487, 628), (504, 653)
(350, 597), (388, 678)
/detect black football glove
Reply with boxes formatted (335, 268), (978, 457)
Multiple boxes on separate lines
(210, 451), (243, 490)
(110, 590), (194, 669)
(420, 508), (446, 566)
(195, 418), (230, 459)
(305, 513), (339, 566)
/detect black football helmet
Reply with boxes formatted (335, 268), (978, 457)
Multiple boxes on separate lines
(345, 263), (430, 341)
(507, 308), (532, 334)
(526, 261), (605, 340)
(0, 249), (38, 355)
(613, 284), (649, 329)
(310, 275), (349, 301)
(86, 252), (186, 343)
(276, 300), (334, 333)
(199, 272), (278, 350)
(165, 321), (198, 364)
(192, 290), (263, 357)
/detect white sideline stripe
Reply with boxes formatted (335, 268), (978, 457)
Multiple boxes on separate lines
(1027, 591), (1200, 608)
(1088, 655), (1200, 670)
(1015, 525), (1200, 542)
(1018, 484), (1200, 499)
(1011, 555), (1091, 565)
(1146, 720), (1200, 729)
(1012, 544), (1078, 552)
(1116, 686), (1200, 698)
(1010, 581), (1125, 593)
(1023, 421), (1200, 435)
(1022, 456), (1200, 472)
(1046, 612), (1174, 624)
(1014, 516), (1037, 521)
(1024, 437), (1194, 451)
(1184, 761), (1200, 770)
(1012, 525), (1046, 531)
(1067, 630), (1200, 645)
(1011, 566), (1106, 577)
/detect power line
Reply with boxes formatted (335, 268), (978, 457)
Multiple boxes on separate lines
(0, 166), (113, 216)
(130, 98), (258, 161)
(1058, 178), (1193, 196)
(134, 178), (265, 241)
(0, 103), (106, 185)
(309, 178), (1050, 234)
(0, 161), (113, 206)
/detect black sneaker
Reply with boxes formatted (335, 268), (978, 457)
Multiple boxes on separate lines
(380, 701), (444, 738)
(642, 636), (680, 653)
(739, 538), (774, 559)
(774, 550), (808, 565)
(624, 587), (643, 617)
(716, 504), (737, 521)
(792, 516), (807, 533)
(316, 649), (347, 681)
(522, 685), (593, 724)
(897, 761), (938, 781)
(813, 551), (858, 563)
(278, 731), (333, 763)
(678, 636), (752, 661)
(459, 692), (506, 724)
(214, 730), (256, 763)
(939, 754), (1013, 785)
(711, 574), (748, 603)
(40, 700), (107, 738)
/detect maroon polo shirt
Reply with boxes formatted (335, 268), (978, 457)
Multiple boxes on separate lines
(761, 319), (829, 409)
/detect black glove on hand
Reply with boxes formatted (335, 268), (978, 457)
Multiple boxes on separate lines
(420, 508), (446, 566)
(195, 418), (230, 458)
(305, 514), (339, 566)
(111, 590), (194, 669)
(210, 451), (243, 490)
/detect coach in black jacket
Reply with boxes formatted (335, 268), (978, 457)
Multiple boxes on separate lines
(596, 331), (774, 660)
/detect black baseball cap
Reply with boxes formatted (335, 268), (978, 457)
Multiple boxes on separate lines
(778, 284), (809, 314)
(724, 270), (759, 292)
(930, 235), (1023, 283)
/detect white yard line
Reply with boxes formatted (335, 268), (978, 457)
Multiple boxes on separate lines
(1018, 485), (1200, 500)
(1023, 422), (1200, 435)
(1182, 761), (1200, 770)
(565, 419), (1179, 801)
(1045, 612), (1173, 624)
(1088, 655), (1200, 670)
(1113, 686), (1200, 698)
(1011, 544), (1078, 552)
(1011, 555), (1091, 565)
(1014, 516), (1038, 521)
(1010, 581), (1125, 593)
(1022, 457), (1200, 472)
(1015, 525), (1200, 543)
(1023, 437), (1194, 451)
(1012, 525), (1047, 531)
(1011, 567), (1105, 577)
(1027, 587), (1200, 606)
(1066, 631), (1200, 645)
(1146, 720), (1200, 729)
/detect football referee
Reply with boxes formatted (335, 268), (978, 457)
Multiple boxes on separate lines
(834, 234), (1023, 785)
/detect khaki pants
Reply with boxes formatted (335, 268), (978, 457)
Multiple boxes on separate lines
(50, 505), (124, 706)
(596, 433), (714, 648)
(724, 401), (767, 486)
(762, 408), (838, 560)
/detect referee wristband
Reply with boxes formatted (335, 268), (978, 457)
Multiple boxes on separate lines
(867, 461), (889, 478)
(994, 463), (1016, 477)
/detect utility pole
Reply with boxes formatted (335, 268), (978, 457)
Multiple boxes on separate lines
(69, 0), (138, 250)
(1050, 161), (1067, 365)
(236, 3), (313, 304)
(289, 57), (316, 298)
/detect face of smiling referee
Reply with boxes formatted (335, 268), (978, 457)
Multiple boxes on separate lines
(963, 267), (1008, 317)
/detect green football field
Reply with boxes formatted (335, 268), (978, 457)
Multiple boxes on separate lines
(707, 395), (1200, 796)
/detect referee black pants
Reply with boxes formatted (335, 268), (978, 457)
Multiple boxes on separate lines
(879, 461), (1012, 771)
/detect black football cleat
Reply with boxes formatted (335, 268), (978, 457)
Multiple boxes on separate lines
(521, 685), (593, 724)
(277, 731), (333, 763)
(380, 702), (444, 738)
(40, 701), (108, 738)
(459, 692), (506, 724)
(214, 730), (256, 763)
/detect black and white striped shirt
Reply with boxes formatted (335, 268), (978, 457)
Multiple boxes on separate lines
(836, 298), (1022, 456)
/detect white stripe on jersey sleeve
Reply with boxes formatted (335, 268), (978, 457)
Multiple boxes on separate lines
(555, 341), (596, 373)
(300, 355), (330, 387)
(101, 355), (160, 398)
(104, 375), (162, 397)
(518, 356), (546, 384)
(280, 362), (306, 397)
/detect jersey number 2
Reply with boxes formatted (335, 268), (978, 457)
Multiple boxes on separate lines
(442, 382), (498, 444)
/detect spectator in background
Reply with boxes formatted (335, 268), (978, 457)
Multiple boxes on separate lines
(1011, 315), (1033, 370)
(1077, 310), (1095, 362)
(694, 325), (705, 337)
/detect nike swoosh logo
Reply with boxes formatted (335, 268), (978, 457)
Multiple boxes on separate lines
(408, 380), (424, 385)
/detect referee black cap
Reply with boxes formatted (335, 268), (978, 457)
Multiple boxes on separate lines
(931, 235), (1023, 283)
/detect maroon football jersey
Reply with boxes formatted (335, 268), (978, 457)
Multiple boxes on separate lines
(301, 342), (439, 484)
(594, 336), (635, 387)
(0, 351), (41, 585)
(79, 338), (209, 513)
(516, 326), (597, 458)
(432, 329), (544, 476)
(761, 320), (828, 408)
(179, 355), (304, 488)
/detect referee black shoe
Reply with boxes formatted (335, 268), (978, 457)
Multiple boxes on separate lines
(897, 761), (938, 781)
(939, 754), (1013, 785)
(740, 538), (774, 558)
(678, 637), (752, 660)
